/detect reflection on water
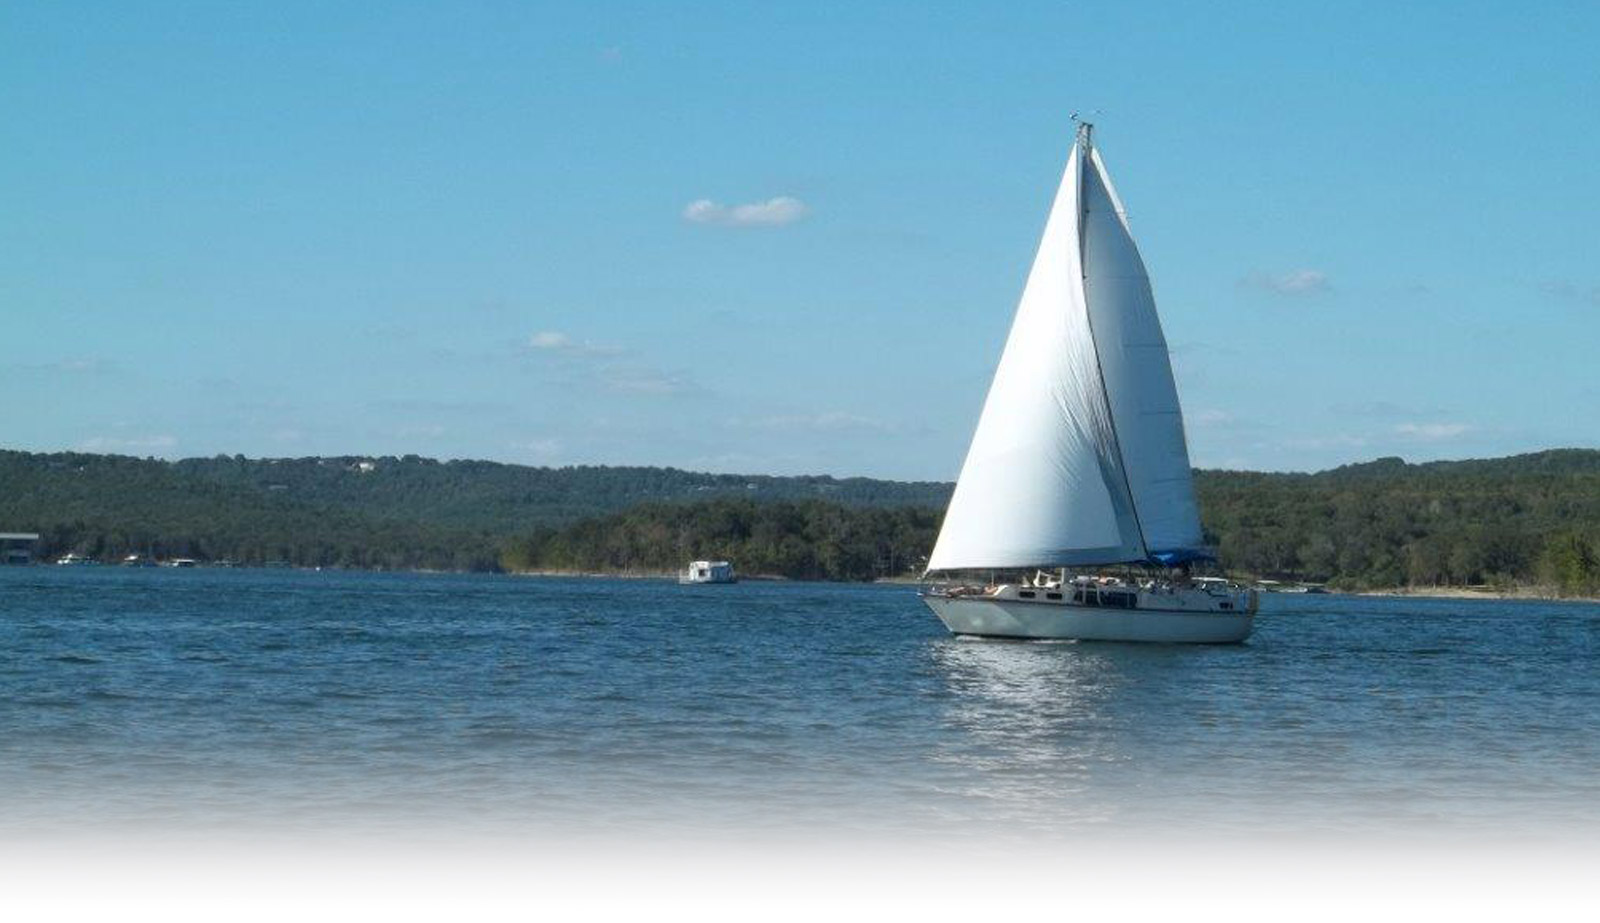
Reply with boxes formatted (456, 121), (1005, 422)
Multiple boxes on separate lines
(928, 638), (1130, 829)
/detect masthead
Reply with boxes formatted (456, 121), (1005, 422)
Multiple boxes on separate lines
(1072, 113), (1094, 152)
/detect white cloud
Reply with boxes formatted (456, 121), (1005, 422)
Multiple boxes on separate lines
(1330, 400), (1449, 418)
(1242, 269), (1332, 296)
(746, 412), (894, 434)
(600, 365), (698, 396)
(1393, 422), (1472, 441)
(369, 398), (509, 414)
(530, 331), (572, 350)
(682, 196), (809, 228)
(525, 331), (693, 397)
(527, 331), (624, 358)
(512, 438), (564, 462)
(1190, 409), (1235, 428)
(1, 357), (119, 379)
(78, 434), (177, 452)
(1278, 433), (1371, 451)
(526, 331), (697, 397)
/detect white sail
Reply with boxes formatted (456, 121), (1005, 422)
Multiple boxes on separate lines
(926, 128), (1203, 572)
(925, 144), (1144, 571)
(1081, 148), (1205, 559)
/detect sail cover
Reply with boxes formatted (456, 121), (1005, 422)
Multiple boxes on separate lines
(926, 132), (1204, 572)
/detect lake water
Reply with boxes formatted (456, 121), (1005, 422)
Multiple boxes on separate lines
(2, 567), (1597, 841)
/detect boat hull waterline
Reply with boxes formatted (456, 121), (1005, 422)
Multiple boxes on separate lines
(921, 593), (1255, 644)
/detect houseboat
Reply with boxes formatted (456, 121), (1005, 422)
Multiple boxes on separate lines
(679, 560), (736, 584)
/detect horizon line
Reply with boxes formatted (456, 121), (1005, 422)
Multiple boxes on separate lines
(6, 444), (1599, 483)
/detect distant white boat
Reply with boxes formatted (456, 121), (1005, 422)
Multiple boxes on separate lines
(919, 122), (1256, 644)
(679, 560), (736, 584)
(1274, 583), (1328, 595)
(165, 558), (199, 568)
(55, 552), (96, 566)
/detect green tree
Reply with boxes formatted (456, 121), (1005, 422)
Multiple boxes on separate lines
(1537, 532), (1600, 597)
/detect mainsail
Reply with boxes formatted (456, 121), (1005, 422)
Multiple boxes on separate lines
(926, 125), (1204, 573)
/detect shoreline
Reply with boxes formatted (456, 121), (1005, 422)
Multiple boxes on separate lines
(508, 568), (675, 580)
(1353, 585), (1599, 604)
(21, 564), (1599, 602)
(506, 568), (799, 582)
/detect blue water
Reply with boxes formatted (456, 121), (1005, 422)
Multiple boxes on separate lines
(2, 567), (1597, 838)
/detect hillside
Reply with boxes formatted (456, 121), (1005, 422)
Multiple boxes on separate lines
(3, 448), (1598, 592)
(0, 449), (950, 571)
(1194, 449), (1600, 590)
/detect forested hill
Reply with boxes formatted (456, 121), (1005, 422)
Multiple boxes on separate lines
(3, 447), (1599, 592)
(0, 449), (951, 570)
(1194, 449), (1600, 591)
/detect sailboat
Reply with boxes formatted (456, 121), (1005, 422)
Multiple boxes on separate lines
(921, 122), (1257, 644)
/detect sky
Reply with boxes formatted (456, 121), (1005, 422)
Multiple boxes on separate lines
(4, 1), (1599, 480)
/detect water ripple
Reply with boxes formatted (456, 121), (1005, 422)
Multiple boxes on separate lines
(0, 567), (1597, 839)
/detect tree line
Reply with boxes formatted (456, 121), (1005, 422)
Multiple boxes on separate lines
(1192, 451), (1600, 594)
(4, 447), (1599, 594)
(500, 498), (940, 581)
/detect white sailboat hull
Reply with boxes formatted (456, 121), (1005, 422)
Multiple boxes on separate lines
(922, 589), (1256, 644)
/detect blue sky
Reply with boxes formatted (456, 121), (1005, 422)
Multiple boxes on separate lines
(4, 1), (1599, 479)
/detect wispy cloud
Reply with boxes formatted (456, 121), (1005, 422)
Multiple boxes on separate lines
(368, 398), (510, 415)
(1393, 422), (1472, 441)
(528, 331), (625, 358)
(600, 365), (698, 396)
(1539, 280), (1600, 307)
(1189, 409), (1236, 428)
(1, 357), (120, 378)
(77, 434), (177, 452)
(1330, 400), (1450, 419)
(511, 438), (564, 463)
(1278, 433), (1371, 451)
(742, 412), (896, 434)
(526, 330), (699, 397)
(683, 196), (809, 228)
(55, 358), (112, 373)
(1241, 269), (1332, 297)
